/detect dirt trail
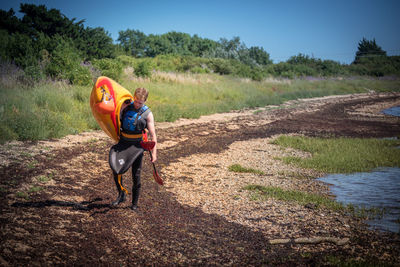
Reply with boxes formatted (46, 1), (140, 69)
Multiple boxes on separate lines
(1, 92), (400, 266)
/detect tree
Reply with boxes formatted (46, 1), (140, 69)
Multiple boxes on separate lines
(188, 34), (217, 57)
(117, 29), (147, 57)
(287, 53), (313, 65)
(0, 8), (25, 34)
(164, 31), (192, 55)
(20, 4), (82, 38)
(354, 38), (386, 64)
(248, 46), (272, 65)
(145, 34), (173, 57)
(83, 27), (115, 59)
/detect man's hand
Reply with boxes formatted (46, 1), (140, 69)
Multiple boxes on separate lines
(151, 150), (157, 162)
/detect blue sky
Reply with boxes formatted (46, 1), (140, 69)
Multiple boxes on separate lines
(1, 0), (399, 64)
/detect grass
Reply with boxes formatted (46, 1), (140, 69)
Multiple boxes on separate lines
(244, 184), (385, 218)
(16, 191), (29, 199)
(271, 135), (400, 173)
(1, 71), (399, 143)
(0, 81), (99, 143)
(28, 186), (43, 193)
(26, 160), (38, 169)
(244, 184), (344, 210)
(37, 175), (52, 183)
(228, 164), (265, 175)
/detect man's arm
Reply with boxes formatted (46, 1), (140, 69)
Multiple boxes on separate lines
(146, 112), (157, 162)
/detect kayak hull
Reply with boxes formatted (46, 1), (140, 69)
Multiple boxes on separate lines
(90, 76), (133, 142)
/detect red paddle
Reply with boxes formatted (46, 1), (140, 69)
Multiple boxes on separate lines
(140, 140), (163, 185)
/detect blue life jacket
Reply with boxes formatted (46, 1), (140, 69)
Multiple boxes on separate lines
(121, 104), (150, 134)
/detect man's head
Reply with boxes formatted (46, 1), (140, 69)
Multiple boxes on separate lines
(133, 88), (148, 109)
(134, 88), (148, 101)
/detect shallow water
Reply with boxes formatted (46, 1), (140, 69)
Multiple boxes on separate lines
(382, 105), (400, 117)
(318, 167), (400, 233)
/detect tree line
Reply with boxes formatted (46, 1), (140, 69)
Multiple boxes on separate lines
(1, 4), (399, 85)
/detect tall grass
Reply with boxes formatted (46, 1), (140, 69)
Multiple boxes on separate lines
(123, 74), (400, 122)
(0, 82), (98, 143)
(271, 135), (400, 173)
(1, 71), (399, 143)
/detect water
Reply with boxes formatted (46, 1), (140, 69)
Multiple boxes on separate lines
(382, 105), (400, 117)
(318, 167), (400, 233)
(316, 105), (400, 232)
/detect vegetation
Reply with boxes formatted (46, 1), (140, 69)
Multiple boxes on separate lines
(244, 184), (344, 210)
(0, 4), (399, 143)
(354, 38), (387, 64)
(1, 66), (399, 143)
(271, 135), (400, 173)
(244, 184), (386, 218)
(1, 4), (400, 85)
(228, 164), (265, 175)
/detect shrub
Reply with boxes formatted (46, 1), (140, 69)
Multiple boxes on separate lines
(0, 124), (18, 144)
(7, 33), (38, 69)
(210, 58), (233, 75)
(68, 65), (93, 86)
(45, 39), (84, 83)
(24, 65), (46, 83)
(135, 60), (152, 78)
(190, 66), (209, 74)
(92, 58), (123, 81)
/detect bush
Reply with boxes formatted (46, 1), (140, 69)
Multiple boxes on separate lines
(45, 39), (84, 83)
(350, 56), (400, 77)
(68, 65), (93, 86)
(8, 33), (38, 68)
(190, 66), (209, 74)
(210, 58), (233, 75)
(0, 124), (18, 144)
(92, 58), (123, 81)
(24, 65), (46, 83)
(135, 60), (152, 78)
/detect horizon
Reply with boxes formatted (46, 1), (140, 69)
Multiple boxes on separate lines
(1, 0), (399, 64)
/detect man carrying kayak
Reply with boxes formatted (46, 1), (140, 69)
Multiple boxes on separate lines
(108, 87), (157, 210)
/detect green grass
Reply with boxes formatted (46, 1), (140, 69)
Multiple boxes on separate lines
(28, 186), (43, 193)
(37, 175), (52, 183)
(1, 72), (399, 143)
(271, 135), (400, 173)
(244, 184), (385, 218)
(0, 82), (98, 143)
(244, 184), (344, 210)
(16, 191), (29, 199)
(26, 160), (38, 169)
(228, 164), (265, 175)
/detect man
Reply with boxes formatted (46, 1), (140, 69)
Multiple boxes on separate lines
(109, 87), (157, 210)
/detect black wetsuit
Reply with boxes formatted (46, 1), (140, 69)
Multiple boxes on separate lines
(108, 104), (150, 209)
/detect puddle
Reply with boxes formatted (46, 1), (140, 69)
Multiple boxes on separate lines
(318, 167), (400, 233)
(382, 105), (400, 117)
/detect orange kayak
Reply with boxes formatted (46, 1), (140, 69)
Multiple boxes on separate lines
(90, 76), (133, 142)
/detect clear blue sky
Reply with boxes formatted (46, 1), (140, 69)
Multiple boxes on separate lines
(1, 0), (399, 64)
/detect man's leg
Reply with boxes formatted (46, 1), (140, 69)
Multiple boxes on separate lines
(111, 172), (126, 206)
(131, 153), (143, 210)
